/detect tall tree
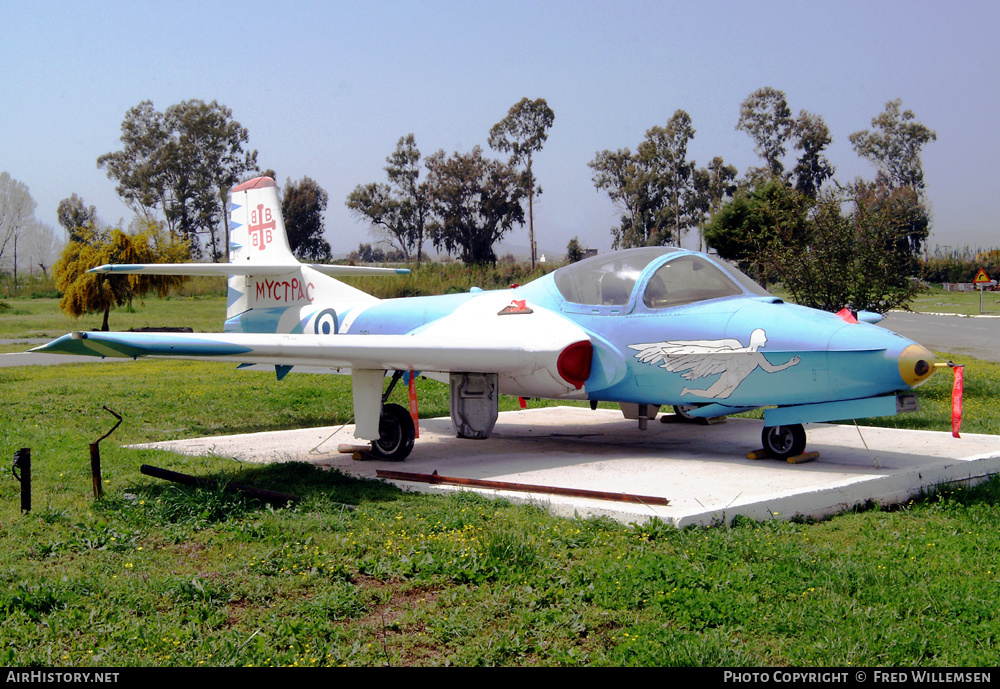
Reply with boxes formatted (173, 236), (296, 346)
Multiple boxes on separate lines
(0, 172), (37, 285)
(424, 147), (526, 265)
(849, 98), (937, 192)
(56, 193), (99, 242)
(282, 176), (331, 261)
(854, 180), (930, 260)
(589, 146), (664, 248)
(566, 236), (584, 263)
(792, 110), (835, 198)
(690, 156), (738, 251)
(98, 99), (258, 260)
(488, 98), (554, 268)
(589, 112), (696, 249)
(95, 101), (169, 223)
(347, 135), (430, 262)
(385, 134), (430, 262)
(638, 110), (696, 246)
(20, 220), (63, 278)
(736, 87), (794, 178)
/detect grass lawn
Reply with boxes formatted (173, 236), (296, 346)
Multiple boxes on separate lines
(0, 295), (227, 340)
(908, 285), (1000, 316)
(2, 287), (1000, 666)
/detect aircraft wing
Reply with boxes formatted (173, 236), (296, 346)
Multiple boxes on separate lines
(34, 292), (600, 400)
(33, 331), (571, 374)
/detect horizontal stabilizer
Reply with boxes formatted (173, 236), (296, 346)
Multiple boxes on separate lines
(88, 263), (409, 277)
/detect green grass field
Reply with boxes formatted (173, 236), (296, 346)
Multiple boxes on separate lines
(909, 285), (1000, 316)
(2, 288), (1000, 666)
(0, 295), (227, 340)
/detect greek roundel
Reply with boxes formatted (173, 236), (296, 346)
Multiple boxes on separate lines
(314, 309), (339, 335)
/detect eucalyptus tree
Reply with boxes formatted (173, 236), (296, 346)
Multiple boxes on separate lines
(690, 156), (738, 251)
(282, 176), (331, 261)
(488, 98), (555, 268)
(98, 99), (258, 260)
(640, 109), (696, 246)
(347, 134), (429, 262)
(792, 110), (835, 198)
(424, 146), (526, 265)
(849, 99), (937, 192)
(589, 146), (664, 249)
(57, 193), (99, 242)
(736, 87), (794, 178)
(589, 110), (696, 248)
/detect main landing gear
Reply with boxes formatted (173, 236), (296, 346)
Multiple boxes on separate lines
(370, 403), (415, 462)
(367, 371), (416, 462)
(761, 424), (807, 461)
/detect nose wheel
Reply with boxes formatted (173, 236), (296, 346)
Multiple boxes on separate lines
(369, 403), (415, 462)
(761, 424), (806, 460)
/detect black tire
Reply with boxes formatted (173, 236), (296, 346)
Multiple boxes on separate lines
(370, 403), (415, 461)
(761, 424), (807, 460)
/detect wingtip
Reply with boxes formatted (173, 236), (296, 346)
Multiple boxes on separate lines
(29, 332), (77, 354)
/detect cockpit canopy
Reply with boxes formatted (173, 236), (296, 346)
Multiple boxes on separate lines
(553, 247), (771, 310)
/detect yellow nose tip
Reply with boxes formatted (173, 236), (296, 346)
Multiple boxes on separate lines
(899, 344), (936, 387)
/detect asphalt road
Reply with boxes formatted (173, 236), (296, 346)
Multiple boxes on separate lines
(879, 312), (1000, 363)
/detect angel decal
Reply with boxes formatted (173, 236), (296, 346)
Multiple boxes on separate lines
(627, 328), (800, 399)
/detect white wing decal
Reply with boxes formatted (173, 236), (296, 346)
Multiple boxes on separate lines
(628, 329), (800, 399)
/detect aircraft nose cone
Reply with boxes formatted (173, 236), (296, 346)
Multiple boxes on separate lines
(899, 343), (935, 388)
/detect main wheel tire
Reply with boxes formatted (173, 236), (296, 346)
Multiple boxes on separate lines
(370, 403), (415, 462)
(761, 424), (807, 461)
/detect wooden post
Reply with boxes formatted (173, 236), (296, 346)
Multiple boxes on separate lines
(13, 448), (30, 513)
(89, 442), (103, 499)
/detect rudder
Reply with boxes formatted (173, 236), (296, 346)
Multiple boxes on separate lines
(229, 177), (297, 265)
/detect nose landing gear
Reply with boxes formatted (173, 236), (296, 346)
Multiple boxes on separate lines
(761, 424), (807, 461)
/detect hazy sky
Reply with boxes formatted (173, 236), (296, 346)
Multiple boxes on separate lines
(5, 0), (998, 258)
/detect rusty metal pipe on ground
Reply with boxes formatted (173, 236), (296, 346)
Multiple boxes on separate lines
(140, 464), (299, 505)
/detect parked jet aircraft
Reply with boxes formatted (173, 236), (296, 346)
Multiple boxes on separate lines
(35, 176), (938, 461)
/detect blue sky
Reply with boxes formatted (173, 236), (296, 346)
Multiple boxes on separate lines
(5, 0), (998, 257)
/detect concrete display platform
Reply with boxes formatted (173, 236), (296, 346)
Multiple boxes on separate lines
(132, 407), (1000, 527)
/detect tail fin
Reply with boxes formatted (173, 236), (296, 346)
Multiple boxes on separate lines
(229, 177), (297, 265)
(89, 175), (404, 335)
(224, 176), (382, 331)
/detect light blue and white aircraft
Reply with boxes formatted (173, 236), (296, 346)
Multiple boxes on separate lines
(36, 176), (938, 461)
